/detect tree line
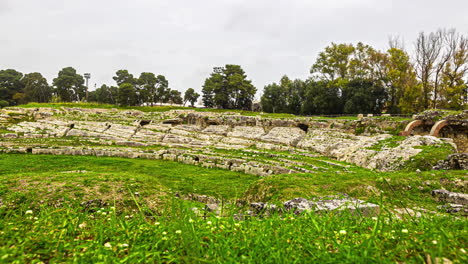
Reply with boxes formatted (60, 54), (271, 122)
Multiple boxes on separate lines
(1, 28), (466, 113)
(0, 67), (201, 108)
(262, 29), (468, 115)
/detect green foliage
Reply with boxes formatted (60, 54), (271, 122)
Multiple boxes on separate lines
(367, 136), (406, 150)
(117, 83), (137, 106)
(0, 100), (9, 108)
(310, 43), (355, 81)
(342, 79), (386, 114)
(21, 72), (52, 103)
(52, 67), (86, 102)
(113, 69), (136, 87)
(202, 65), (257, 110)
(183, 88), (200, 107)
(167, 89), (183, 105)
(302, 80), (342, 115)
(0, 69), (24, 105)
(403, 144), (456, 171)
(91, 84), (118, 104)
(0, 154), (467, 263)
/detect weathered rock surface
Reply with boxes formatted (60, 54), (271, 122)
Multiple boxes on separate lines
(431, 189), (468, 205)
(433, 153), (468, 170)
(283, 196), (379, 216)
(1, 107), (457, 173)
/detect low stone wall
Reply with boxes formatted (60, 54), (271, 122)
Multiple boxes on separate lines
(0, 147), (294, 177)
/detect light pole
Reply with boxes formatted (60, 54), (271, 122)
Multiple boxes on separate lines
(213, 67), (223, 74)
(84, 73), (91, 102)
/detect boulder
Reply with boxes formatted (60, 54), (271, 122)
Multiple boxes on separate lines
(284, 196), (379, 216)
(433, 153), (468, 170)
(432, 189), (468, 205)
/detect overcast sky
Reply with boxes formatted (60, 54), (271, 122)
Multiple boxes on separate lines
(1, 0), (467, 98)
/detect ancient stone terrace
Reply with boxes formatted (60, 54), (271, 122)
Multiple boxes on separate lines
(0, 107), (460, 175)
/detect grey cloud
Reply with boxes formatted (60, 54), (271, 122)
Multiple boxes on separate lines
(0, 0), (467, 95)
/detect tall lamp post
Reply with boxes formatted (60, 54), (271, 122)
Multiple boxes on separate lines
(84, 73), (91, 102)
(213, 67), (223, 74)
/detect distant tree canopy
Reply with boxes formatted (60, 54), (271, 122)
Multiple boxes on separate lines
(202, 65), (257, 110)
(262, 29), (468, 115)
(0, 28), (466, 113)
(53, 67), (86, 102)
(22, 72), (52, 103)
(111, 69), (183, 106)
(184, 88), (200, 107)
(0, 69), (24, 106)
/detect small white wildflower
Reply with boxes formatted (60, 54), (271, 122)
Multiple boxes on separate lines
(207, 221), (212, 225)
(371, 217), (378, 221)
(188, 218), (194, 223)
(33, 217), (38, 220)
(25, 210), (33, 215)
(101, 212), (107, 216)
(125, 215), (130, 219)
(175, 230), (182, 234)
(78, 222), (87, 229)
(155, 222), (160, 226)
(104, 242), (112, 248)
(460, 248), (466, 254)
(120, 243), (129, 247)
(401, 229), (409, 233)
(339, 230), (347, 235)
(432, 240), (438, 245)
(162, 231), (167, 235)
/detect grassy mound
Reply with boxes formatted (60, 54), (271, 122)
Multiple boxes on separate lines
(0, 154), (467, 263)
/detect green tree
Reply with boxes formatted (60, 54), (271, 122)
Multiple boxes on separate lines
(168, 89), (183, 105)
(202, 72), (222, 108)
(138, 72), (157, 106)
(184, 88), (200, 107)
(93, 85), (117, 104)
(302, 80), (342, 115)
(21, 72), (52, 103)
(202, 65), (256, 109)
(342, 79), (386, 114)
(0, 100), (9, 108)
(117, 83), (137, 106)
(52, 67), (85, 102)
(113, 70), (136, 87)
(155, 75), (170, 105)
(0, 69), (24, 105)
(261, 83), (286, 113)
(310, 43), (355, 81)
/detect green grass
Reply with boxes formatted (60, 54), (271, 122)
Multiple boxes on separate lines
(367, 136), (406, 151)
(1, 204), (466, 263)
(0, 154), (258, 202)
(0, 153), (466, 263)
(403, 144), (456, 171)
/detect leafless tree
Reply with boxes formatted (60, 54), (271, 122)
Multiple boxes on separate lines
(414, 30), (443, 109)
(432, 29), (458, 108)
(388, 35), (405, 50)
